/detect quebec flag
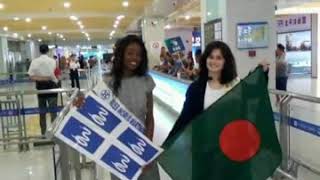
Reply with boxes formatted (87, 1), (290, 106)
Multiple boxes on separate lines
(54, 90), (163, 180)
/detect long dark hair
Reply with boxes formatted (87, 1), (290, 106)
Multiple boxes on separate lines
(111, 35), (149, 95)
(199, 41), (237, 84)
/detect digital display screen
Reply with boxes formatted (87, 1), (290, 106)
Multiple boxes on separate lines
(237, 22), (268, 49)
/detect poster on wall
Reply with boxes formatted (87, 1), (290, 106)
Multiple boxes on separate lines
(277, 31), (311, 75)
(237, 22), (269, 49)
(204, 18), (222, 45)
(164, 37), (185, 54)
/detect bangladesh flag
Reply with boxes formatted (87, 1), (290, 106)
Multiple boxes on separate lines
(159, 68), (282, 180)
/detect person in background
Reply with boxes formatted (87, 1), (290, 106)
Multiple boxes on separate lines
(28, 44), (59, 136)
(169, 53), (183, 77)
(181, 51), (195, 80)
(275, 43), (289, 104)
(69, 54), (80, 89)
(78, 55), (85, 69)
(193, 49), (202, 77)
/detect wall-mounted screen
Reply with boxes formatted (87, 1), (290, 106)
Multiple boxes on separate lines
(237, 22), (268, 49)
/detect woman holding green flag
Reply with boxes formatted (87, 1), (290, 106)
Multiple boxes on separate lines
(166, 41), (270, 140)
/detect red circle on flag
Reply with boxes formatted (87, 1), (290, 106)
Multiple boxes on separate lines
(219, 120), (261, 162)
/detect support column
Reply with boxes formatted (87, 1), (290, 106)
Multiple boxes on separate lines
(141, 17), (165, 68)
(201, 0), (276, 88)
(0, 36), (9, 80)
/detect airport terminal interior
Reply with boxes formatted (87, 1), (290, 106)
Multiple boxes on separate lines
(0, 0), (320, 180)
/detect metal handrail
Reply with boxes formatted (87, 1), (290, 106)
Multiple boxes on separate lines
(269, 89), (320, 103)
(270, 89), (320, 179)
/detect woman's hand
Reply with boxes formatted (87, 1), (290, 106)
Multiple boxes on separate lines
(73, 94), (85, 108)
(259, 59), (270, 72)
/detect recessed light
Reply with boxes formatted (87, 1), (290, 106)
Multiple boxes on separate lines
(3, 26), (8, 31)
(207, 12), (212, 16)
(63, 38), (66, 41)
(0, 3), (5, 10)
(115, 20), (120, 25)
(164, 24), (171, 29)
(81, 31), (85, 34)
(113, 24), (118, 28)
(41, 26), (47, 30)
(13, 33), (18, 38)
(185, 15), (191, 20)
(77, 21), (82, 25)
(38, 39), (42, 42)
(27, 34), (32, 38)
(48, 32), (52, 35)
(76, 45), (80, 48)
(87, 38), (91, 41)
(13, 17), (20, 21)
(60, 35), (64, 38)
(117, 15), (125, 20)
(56, 33), (60, 36)
(64, 2), (71, 8)
(69, 16), (78, 21)
(80, 25), (84, 29)
(25, 18), (32, 23)
(109, 36), (113, 40)
(122, 1), (129, 7)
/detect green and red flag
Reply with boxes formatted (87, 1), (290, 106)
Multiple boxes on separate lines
(159, 68), (282, 180)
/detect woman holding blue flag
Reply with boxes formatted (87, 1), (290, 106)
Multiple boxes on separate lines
(75, 35), (160, 180)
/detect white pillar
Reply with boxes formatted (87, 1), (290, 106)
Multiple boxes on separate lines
(201, 0), (276, 88)
(0, 36), (9, 79)
(311, 14), (318, 78)
(141, 17), (165, 68)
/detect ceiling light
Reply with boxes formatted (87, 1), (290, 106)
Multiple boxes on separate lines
(3, 26), (8, 31)
(81, 31), (85, 34)
(38, 39), (42, 42)
(25, 18), (32, 23)
(27, 34), (32, 38)
(80, 25), (84, 29)
(115, 20), (120, 25)
(56, 33), (60, 36)
(13, 17), (20, 21)
(63, 38), (66, 41)
(64, 2), (71, 8)
(164, 24), (171, 29)
(207, 12), (212, 16)
(60, 35), (64, 38)
(185, 15), (191, 20)
(113, 24), (118, 28)
(70, 16), (78, 21)
(122, 1), (129, 7)
(76, 45), (80, 48)
(117, 15), (125, 20)
(87, 38), (91, 41)
(48, 32), (52, 35)
(13, 33), (18, 38)
(109, 36), (113, 40)
(41, 26), (47, 30)
(77, 21), (82, 25)
(0, 3), (5, 10)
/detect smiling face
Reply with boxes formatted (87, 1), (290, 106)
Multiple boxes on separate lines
(123, 42), (142, 73)
(206, 48), (225, 75)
